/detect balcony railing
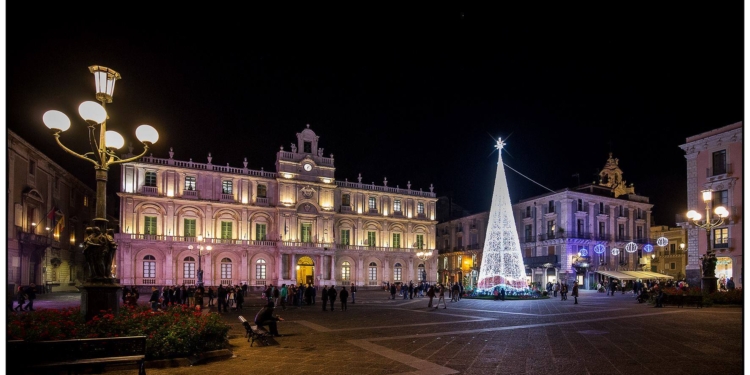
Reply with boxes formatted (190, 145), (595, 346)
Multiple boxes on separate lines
(183, 189), (198, 198)
(256, 197), (268, 205)
(707, 163), (732, 177)
(142, 186), (158, 195)
(220, 193), (234, 202)
(340, 205), (352, 213)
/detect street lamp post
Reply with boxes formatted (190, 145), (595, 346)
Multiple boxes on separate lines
(686, 189), (729, 294)
(188, 235), (212, 287)
(43, 66), (159, 319)
(416, 250), (433, 283)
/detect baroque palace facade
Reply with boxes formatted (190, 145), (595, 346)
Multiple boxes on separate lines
(114, 126), (438, 288)
(437, 153), (659, 290)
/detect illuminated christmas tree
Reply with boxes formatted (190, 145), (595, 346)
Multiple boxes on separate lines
(476, 137), (527, 291)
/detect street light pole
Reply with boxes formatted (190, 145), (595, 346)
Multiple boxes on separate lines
(686, 189), (729, 294)
(43, 66), (159, 319)
(188, 235), (212, 287)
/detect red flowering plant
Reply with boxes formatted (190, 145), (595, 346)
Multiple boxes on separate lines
(7, 304), (230, 360)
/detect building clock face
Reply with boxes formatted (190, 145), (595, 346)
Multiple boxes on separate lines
(303, 163), (312, 171)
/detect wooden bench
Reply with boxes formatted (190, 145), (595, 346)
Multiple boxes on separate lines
(239, 315), (271, 347)
(8, 335), (147, 374)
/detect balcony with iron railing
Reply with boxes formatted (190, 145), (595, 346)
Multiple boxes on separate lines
(707, 163), (733, 177)
(714, 237), (735, 251)
(523, 255), (558, 268)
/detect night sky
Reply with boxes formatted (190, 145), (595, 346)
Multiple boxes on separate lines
(5, 4), (744, 226)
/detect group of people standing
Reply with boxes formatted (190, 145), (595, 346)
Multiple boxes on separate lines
(258, 283), (358, 312)
(12, 283), (37, 312)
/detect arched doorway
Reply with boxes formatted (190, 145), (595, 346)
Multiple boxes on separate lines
(296, 256), (315, 286)
(716, 257), (733, 287)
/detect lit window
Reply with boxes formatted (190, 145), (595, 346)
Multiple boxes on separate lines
(393, 263), (402, 281)
(394, 199), (401, 212)
(183, 257), (195, 278)
(143, 255), (156, 278)
(84, 196), (89, 207)
(257, 185), (267, 198)
(417, 202), (424, 214)
(416, 234), (424, 249)
(301, 223), (312, 242)
(256, 223), (267, 241)
(367, 231), (376, 247)
(369, 197), (376, 210)
(221, 222), (233, 239)
(222, 181), (233, 194)
(221, 258), (232, 279)
(144, 216), (157, 235)
(418, 263), (425, 281)
(713, 228), (729, 247)
(342, 194), (350, 206)
(341, 261), (351, 281)
(145, 171), (157, 187)
(368, 262), (377, 281)
(184, 219), (196, 237)
(256, 259), (266, 280)
(340, 229), (350, 245)
(392, 233), (401, 248)
(185, 176), (196, 190)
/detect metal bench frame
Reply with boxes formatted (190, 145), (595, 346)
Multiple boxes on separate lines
(239, 315), (271, 346)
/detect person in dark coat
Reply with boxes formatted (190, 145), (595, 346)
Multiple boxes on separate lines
(572, 281), (579, 304)
(321, 285), (329, 311)
(390, 283), (397, 300)
(14, 285), (26, 312)
(304, 284), (314, 306)
(339, 286), (349, 311)
(235, 289), (244, 310)
(254, 301), (284, 337)
(149, 287), (160, 311)
(217, 285), (228, 312)
(327, 285), (337, 311)
(23, 283), (37, 311)
(208, 287), (215, 306)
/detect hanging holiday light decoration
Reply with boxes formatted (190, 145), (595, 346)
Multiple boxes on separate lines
(643, 244), (654, 253)
(656, 236), (669, 247)
(625, 242), (638, 253)
(579, 248), (589, 257)
(594, 244), (606, 254)
(611, 248), (620, 255)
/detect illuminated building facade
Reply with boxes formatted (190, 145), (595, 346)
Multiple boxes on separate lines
(679, 121), (743, 289)
(7, 130), (95, 290)
(114, 125), (438, 288)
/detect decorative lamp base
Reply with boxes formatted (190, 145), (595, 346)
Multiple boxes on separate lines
(701, 276), (718, 294)
(80, 279), (122, 321)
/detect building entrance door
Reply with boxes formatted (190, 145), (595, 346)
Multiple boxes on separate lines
(296, 256), (315, 286)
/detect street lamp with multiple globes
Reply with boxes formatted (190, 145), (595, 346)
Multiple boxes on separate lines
(416, 250), (433, 283)
(188, 235), (212, 287)
(42, 66), (159, 319)
(686, 188), (729, 293)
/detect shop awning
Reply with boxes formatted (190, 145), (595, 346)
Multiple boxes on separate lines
(622, 271), (674, 280)
(594, 270), (638, 281)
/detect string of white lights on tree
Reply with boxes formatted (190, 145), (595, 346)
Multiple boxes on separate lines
(477, 137), (527, 291)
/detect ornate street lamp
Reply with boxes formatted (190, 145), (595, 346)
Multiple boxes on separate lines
(686, 189), (729, 293)
(416, 250), (433, 283)
(188, 235), (212, 287)
(42, 66), (159, 319)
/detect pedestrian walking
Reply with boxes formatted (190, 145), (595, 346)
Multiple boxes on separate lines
(500, 287), (505, 301)
(572, 281), (579, 304)
(328, 285), (337, 311)
(321, 285), (329, 311)
(390, 283), (397, 300)
(14, 286), (26, 312)
(435, 284), (447, 309)
(23, 283), (37, 311)
(339, 286), (349, 311)
(426, 284), (435, 307)
(351, 283), (357, 304)
(280, 284), (288, 310)
(149, 287), (160, 311)
(208, 287), (215, 306)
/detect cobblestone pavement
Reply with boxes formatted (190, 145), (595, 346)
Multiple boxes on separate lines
(14, 288), (744, 375)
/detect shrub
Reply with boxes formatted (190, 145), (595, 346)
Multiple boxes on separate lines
(7, 304), (230, 360)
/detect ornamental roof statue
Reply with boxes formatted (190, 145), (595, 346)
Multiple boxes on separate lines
(598, 153), (635, 197)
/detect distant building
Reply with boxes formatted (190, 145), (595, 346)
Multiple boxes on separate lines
(438, 153), (660, 291)
(648, 225), (687, 280)
(679, 121), (743, 289)
(7, 130), (95, 291)
(114, 125), (438, 288)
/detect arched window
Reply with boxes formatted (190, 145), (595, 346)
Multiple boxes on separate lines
(341, 261), (351, 281)
(368, 262), (377, 284)
(256, 259), (267, 280)
(418, 263), (425, 281)
(221, 257), (232, 281)
(143, 255), (156, 278)
(184, 256), (195, 279)
(393, 263), (402, 281)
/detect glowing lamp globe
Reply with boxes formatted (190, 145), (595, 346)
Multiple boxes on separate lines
(43, 110), (71, 132)
(105, 131), (125, 149)
(136, 124), (159, 144)
(715, 206), (729, 217)
(78, 101), (107, 124)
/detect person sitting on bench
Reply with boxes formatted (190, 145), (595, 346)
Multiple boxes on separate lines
(254, 301), (285, 337)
